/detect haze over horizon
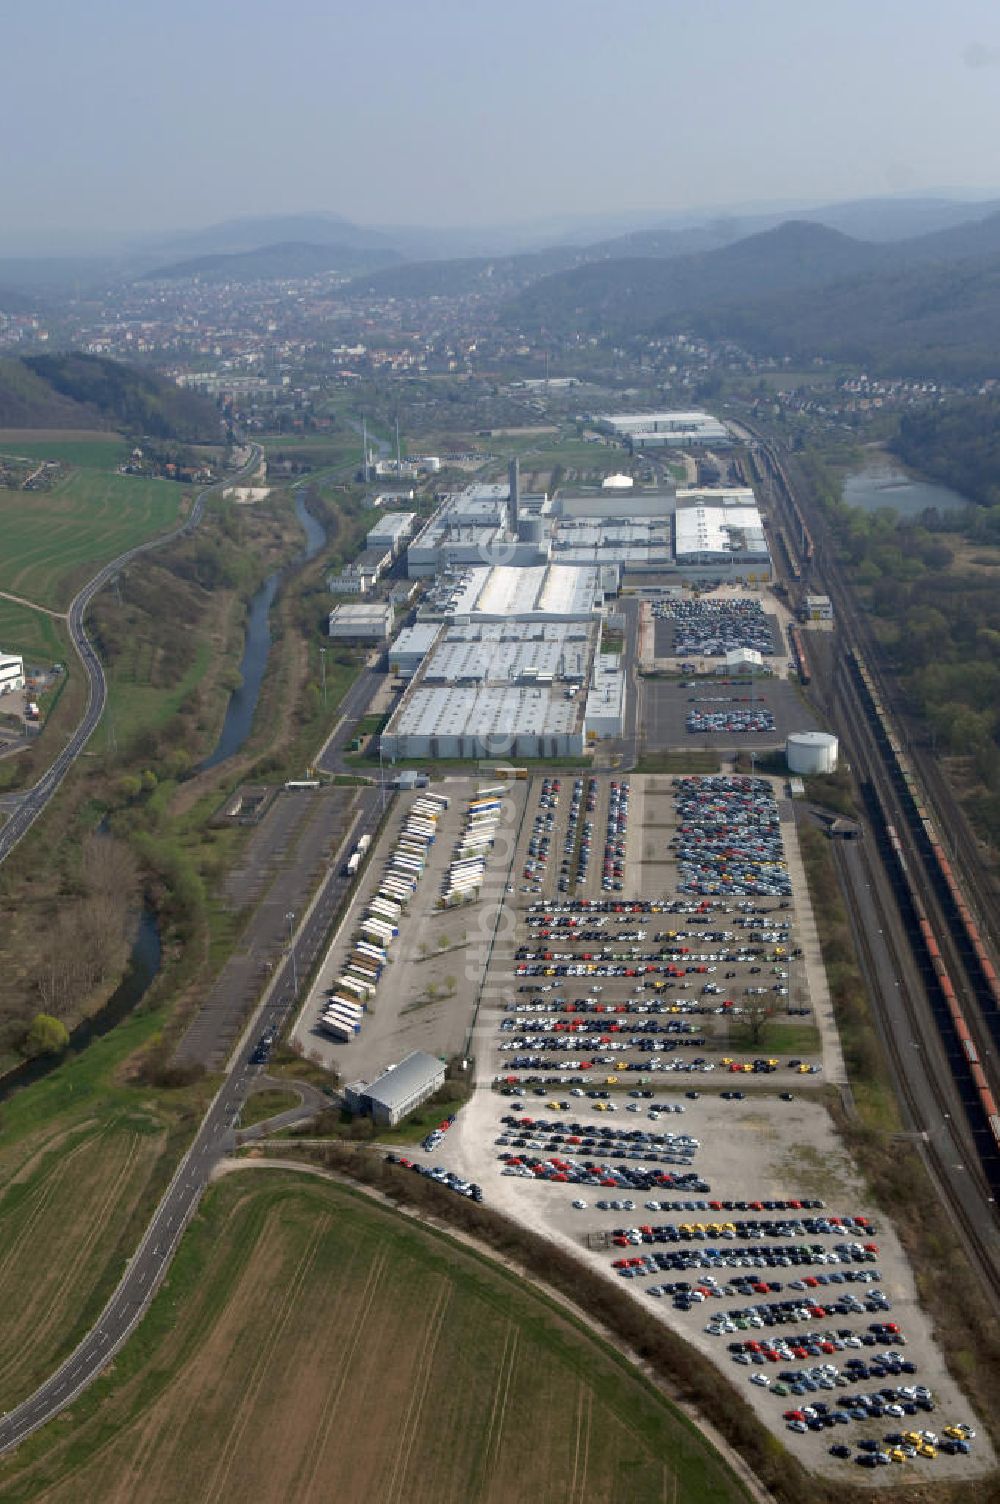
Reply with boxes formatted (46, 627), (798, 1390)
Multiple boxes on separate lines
(5, 0), (1000, 248)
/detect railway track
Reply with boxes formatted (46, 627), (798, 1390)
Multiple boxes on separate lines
(735, 417), (1000, 1259)
(833, 827), (1000, 1301)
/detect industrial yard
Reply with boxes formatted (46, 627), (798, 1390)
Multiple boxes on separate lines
(295, 767), (991, 1482)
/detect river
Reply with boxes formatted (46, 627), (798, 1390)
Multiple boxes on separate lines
(843, 455), (971, 520)
(200, 491), (327, 771)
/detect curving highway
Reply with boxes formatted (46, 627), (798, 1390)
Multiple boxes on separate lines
(0, 445), (262, 867)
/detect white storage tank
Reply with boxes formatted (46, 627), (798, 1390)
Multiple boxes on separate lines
(786, 730), (839, 775)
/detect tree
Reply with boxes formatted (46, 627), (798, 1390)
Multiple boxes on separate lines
(740, 997), (774, 1048)
(444, 975), (457, 997)
(25, 1013), (69, 1057)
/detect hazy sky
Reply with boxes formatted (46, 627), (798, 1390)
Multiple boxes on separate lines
(5, 0), (1000, 242)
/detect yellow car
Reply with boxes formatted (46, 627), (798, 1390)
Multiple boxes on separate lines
(903, 1432), (922, 1447)
(741, 1063), (753, 1073)
(722, 1057), (734, 1066)
(797, 1063), (813, 1074)
(889, 1449), (906, 1464)
(767, 1058), (779, 1067)
(547, 1101), (561, 1110)
(595, 1101), (608, 1112)
(605, 1075), (618, 1086)
(917, 1444), (936, 1459)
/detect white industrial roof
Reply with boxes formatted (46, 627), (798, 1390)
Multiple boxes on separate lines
(597, 410), (728, 435)
(389, 685), (580, 739)
(390, 623), (440, 658)
(422, 621), (593, 684)
(674, 498), (768, 561)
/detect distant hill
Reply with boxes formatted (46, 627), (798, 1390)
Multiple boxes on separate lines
(505, 222), (887, 333)
(345, 245), (585, 299)
(140, 239), (401, 284)
(141, 211), (397, 260)
(0, 353), (219, 440)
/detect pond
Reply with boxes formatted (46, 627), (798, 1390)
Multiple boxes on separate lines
(843, 456), (971, 521)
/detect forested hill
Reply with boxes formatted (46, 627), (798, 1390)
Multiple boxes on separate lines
(500, 215), (1000, 377)
(893, 398), (1000, 507)
(503, 222), (886, 332)
(0, 353), (220, 440)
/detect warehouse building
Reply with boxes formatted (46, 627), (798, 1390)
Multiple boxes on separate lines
(422, 621), (595, 686)
(549, 516), (673, 571)
(345, 1051), (446, 1127)
(585, 652), (626, 739)
(419, 563), (603, 624)
(381, 683), (585, 760)
(673, 489), (771, 581)
(328, 601), (394, 643)
(593, 410), (731, 448)
(367, 512), (417, 557)
(0, 651), (25, 694)
(388, 622), (441, 679)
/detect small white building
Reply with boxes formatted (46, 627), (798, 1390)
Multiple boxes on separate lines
(0, 652), (25, 694)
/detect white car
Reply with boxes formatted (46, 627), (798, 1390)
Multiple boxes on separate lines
(572, 1199), (588, 1210)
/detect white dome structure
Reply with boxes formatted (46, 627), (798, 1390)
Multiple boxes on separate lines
(786, 730), (839, 775)
(602, 473), (634, 490)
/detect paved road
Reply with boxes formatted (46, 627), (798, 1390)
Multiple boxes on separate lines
(0, 779), (390, 1454)
(0, 446), (263, 868)
(314, 662), (389, 776)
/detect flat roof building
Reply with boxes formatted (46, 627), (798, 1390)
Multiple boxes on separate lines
(593, 410), (731, 447)
(673, 489), (770, 579)
(328, 601), (394, 643)
(367, 512), (417, 554)
(388, 622), (441, 679)
(381, 684), (585, 760)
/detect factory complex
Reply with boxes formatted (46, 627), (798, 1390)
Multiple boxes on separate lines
(337, 415), (775, 762)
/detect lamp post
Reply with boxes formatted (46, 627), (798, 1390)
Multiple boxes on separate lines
(286, 910), (298, 995)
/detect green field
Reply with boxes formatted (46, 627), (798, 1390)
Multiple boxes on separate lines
(0, 1006), (213, 1420)
(0, 437), (128, 470)
(0, 468), (183, 609)
(0, 598), (69, 665)
(0, 1171), (750, 1503)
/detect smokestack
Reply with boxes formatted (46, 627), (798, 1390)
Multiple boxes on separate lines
(508, 456), (520, 533)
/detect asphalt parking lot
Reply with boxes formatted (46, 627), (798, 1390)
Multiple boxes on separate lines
(643, 677), (820, 751)
(290, 777), (528, 1081)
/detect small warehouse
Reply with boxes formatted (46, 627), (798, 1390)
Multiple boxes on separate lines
(328, 601), (394, 644)
(347, 1050), (446, 1126)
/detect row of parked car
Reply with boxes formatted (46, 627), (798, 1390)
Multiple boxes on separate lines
(672, 776), (792, 898)
(385, 1152), (482, 1203)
